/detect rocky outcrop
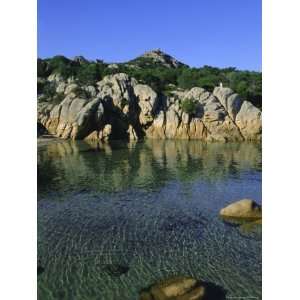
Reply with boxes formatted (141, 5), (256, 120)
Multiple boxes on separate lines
(38, 73), (262, 142)
(220, 199), (262, 220)
(135, 49), (187, 68)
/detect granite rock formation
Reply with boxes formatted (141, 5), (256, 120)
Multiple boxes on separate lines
(38, 72), (261, 142)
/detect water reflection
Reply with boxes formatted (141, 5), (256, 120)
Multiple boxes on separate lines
(38, 140), (261, 198)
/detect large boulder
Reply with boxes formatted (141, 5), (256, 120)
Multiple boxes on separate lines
(139, 277), (225, 300)
(235, 101), (262, 141)
(38, 96), (104, 139)
(220, 199), (262, 220)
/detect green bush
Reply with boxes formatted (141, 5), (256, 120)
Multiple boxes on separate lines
(45, 55), (79, 79)
(181, 98), (197, 115)
(42, 82), (56, 98)
(37, 59), (51, 77)
(77, 63), (104, 84)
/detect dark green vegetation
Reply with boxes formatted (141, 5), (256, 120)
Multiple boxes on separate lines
(38, 55), (262, 108)
(180, 98), (197, 115)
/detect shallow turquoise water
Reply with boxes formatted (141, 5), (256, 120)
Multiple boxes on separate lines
(37, 140), (262, 300)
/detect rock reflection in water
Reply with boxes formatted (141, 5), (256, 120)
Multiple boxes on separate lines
(38, 140), (261, 198)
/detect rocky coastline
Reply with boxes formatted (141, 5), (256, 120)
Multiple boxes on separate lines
(38, 51), (261, 142)
(38, 73), (261, 142)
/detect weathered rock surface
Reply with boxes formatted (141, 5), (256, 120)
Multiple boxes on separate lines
(220, 199), (262, 220)
(38, 73), (262, 142)
(139, 276), (226, 300)
(236, 101), (262, 141)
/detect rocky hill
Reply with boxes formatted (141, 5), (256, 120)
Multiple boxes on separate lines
(128, 49), (187, 68)
(37, 51), (261, 142)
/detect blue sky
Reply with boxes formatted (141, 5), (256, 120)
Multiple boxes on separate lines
(38, 0), (261, 71)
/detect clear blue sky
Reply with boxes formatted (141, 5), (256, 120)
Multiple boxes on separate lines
(38, 0), (261, 71)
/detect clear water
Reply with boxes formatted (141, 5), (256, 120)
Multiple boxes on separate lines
(37, 139), (262, 300)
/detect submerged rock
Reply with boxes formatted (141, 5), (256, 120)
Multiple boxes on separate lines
(139, 276), (226, 300)
(220, 199), (262, 220)
(102, 263), (129, 277)
(220, 200), (262, 240)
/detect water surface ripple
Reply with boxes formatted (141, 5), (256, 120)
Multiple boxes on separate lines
(38, 140), (262, 300)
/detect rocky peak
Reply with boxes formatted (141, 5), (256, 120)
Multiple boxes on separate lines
(73, 56), (89, 64)
(134, 49), (186, 68)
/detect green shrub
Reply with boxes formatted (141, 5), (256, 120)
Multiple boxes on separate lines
(37, 82), (65, 104)
(46, 55), (78, 79)
(42, 82), (56, 98)
(37, 59), (51, 77)
(77, 63), (103, 84)
(181, 98), (197, 115)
